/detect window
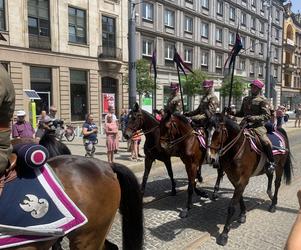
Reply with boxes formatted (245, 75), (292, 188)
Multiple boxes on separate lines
(258, 64), (263, 77)
(276, 9), (280, 21)
(165, 42), (174, 60)
(251, 0), (256, 8)
(229, 7), (235, 21)
(202, 0), (209, 9)
(260, 0), (264, 11)
(30, 66), (52, 115)
(274, 47), (279, 60)
(102, 16), (116, 57)
(164, 9), (174, 28)
(239, 58), (246, 70)
(201, 51), (208, 66)
(274, 66), (278, 79)
(184, 16), (193, 33)
(0, 0), (5, 31)
(216, 54), (222, 68)
(251, 17), (256, 30)
(70, 70), (87, 121)
(241, 12), (246, 27)
(275, 28), (279, 41)
(142, 39), (153, 56)
(184, 47), (192, 63)
(241, 36), (245, 48)
(259, 42), (263, 54)
(229, 31), (235, 45)
(250, 62), (255, 76)
(259, 21), (264, 33)
(201, 22), (209, 38)
(250, 39), (255, 52)
(142, 2), (153, 21)
(216, 27), (223, 43)
(242, 0), (247, 5)
(68, 6), (86, 44)
(217, 0), (223, 16)
(28, 0), (50, 49)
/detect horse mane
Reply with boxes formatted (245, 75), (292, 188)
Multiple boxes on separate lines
(172, 113), (190, 124)
(141, 109), (159, 124)
(39, 130), (71, 157)
(208, 113), (240, 132)
(224, 116), (240, 132)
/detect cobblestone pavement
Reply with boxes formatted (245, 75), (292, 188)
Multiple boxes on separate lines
(106, 130), (301, 250)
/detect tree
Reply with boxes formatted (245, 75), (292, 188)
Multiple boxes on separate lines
(220, 75), (248, 106)
(182, 69), (207, 110)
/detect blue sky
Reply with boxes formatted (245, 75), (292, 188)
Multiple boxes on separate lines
(291, 0), (301, 13)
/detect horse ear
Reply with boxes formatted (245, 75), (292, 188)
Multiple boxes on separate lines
(132, 102), (140, 112)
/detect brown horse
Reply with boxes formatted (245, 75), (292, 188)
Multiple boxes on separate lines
(159, 112), (209, 218)
(9, 134), (143, 250)
(206, 113), (292, 246)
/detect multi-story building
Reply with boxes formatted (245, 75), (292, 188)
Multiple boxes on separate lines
(0, 0), (128, 126)
(282, 2), (301, 109)
(135, 0), (284, 109)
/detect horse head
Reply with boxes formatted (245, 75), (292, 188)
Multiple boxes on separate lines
(159, 112), (191, 150)
(206, 113), (240, 166)
(124, 102), (144, 140)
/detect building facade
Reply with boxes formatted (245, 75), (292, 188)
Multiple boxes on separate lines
(0, 0), (128, 126)
(282, 2), (301, 109)
(135, 0), (284, 109)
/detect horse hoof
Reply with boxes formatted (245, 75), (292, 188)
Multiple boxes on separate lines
(179, 209), (189, 218)
(269, 205), (276, 213)
(238, 214), (246, 224)
(212, 193), (219, 200)
(216, 234), (228, 246)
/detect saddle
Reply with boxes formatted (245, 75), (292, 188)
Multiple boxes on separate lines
(193, 127), (206, 149)
(0, 153), (18, 195)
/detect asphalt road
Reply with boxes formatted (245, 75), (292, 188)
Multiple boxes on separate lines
(107, 129), (301, 250)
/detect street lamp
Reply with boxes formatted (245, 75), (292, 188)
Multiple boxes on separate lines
(264, 0), (272, 102)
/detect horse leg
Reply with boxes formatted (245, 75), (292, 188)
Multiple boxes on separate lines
(51, 238), (63, 250)
(217, 184), (246, 246)
(212, 168), (224, 200)
(269, 172), (282, 213)
(196, 165), (203, 183)
(141, 156), (154, 195)
(266, 171), (274, 200)
(238, 196), (247, 223)
(164, 158), (177, 196)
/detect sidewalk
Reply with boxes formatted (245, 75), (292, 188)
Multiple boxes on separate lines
(63, 119), (300, 173)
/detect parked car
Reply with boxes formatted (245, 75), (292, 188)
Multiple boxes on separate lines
(285, 110), (296, 120)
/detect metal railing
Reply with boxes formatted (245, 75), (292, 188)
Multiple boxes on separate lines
(98, 46), (122, 60)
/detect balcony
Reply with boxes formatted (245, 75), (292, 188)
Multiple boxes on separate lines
(283, 63), (297, 72)
(29, 34), (51, 50)
(98, 46), (123, 71)
(283, 38), (296, 51)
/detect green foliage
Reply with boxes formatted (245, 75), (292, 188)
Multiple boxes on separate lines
(136, 59), (155, 96)
(220, 75), (248, 101)
(183, 69), (207, 96)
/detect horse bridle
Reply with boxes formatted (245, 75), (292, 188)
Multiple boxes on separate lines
(127, 112), (158, 138)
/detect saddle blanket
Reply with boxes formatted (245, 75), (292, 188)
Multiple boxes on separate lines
(196, 129), (206, 149)
(249, 130), (286, 155)
(0, 164), (88, 249)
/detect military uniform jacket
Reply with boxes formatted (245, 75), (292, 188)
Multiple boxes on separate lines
(166, 94), (182, 113)
(235, 94), (270, 127)
(186, 92), (219, 118)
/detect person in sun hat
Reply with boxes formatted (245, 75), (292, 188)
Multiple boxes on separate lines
(12, 110), (35, 139)
(0, 31), (15, 176)
(166, 82), (182, 114)
(227, 79), (275, 174)
(184, 79), (219, 127)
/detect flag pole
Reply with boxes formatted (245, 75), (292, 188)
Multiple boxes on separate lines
(228, 56), (236, 108)
(176, 64), (185, 112)
(153, 74), (157, 111)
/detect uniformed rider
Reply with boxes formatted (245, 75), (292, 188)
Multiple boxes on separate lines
(184, 80), (219, 127)
(0, 47), (15, 175)
(228, 79), (275, 174)
(166, 82), (182, 114)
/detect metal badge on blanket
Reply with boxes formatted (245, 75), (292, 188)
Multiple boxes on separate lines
(0, 163), (88, 249)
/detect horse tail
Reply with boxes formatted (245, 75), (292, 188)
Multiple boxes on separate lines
(112, 163), (143, 250)
(277, 128), (293, 185)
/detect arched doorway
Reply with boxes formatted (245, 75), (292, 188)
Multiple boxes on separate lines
(101, 77), (118, 117)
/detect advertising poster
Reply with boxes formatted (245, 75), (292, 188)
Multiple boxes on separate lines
(102, 93), (115, 113)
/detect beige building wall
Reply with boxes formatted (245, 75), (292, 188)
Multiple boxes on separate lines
(0, 0), (128, 127)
